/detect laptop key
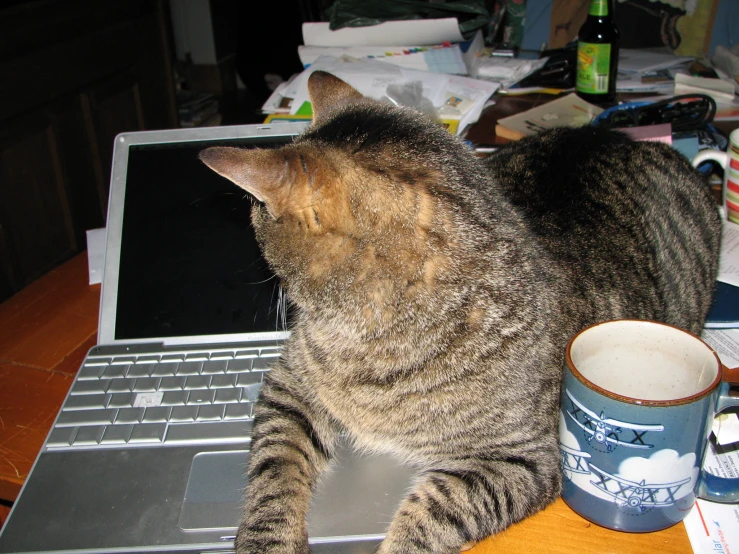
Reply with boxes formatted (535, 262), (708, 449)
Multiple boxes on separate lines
(56, 409), (116, 427)
(135, 356), (161, 364)
(234, 349), (259, 359)
(252, 356), (278, 371)
(187, 389), (215, 404)
(210, 374), (237, 389)
(71, 379), (111, 395)
(83, 357), (112, 367)
(176, 361), (202, 376)
(110, 356), (137, 366)
(202, 360), (228, 374)
(161, 390), (188, 406)
(226, 358), (252, 373)
(184, 375), (211, 390)
(77, 366), (105, 380)
(164, 420), (253, 444)
(116, 407), (144, 424)
(235, 372), (262, 386)
(209, 351), (234, 361)
(214, 388), (241, 404)
(196, 404), (225, 421)
(159, 376), (187, 390)
(65, 394), (108, 410)
(170, 405), (199, 422)
(102, 365), (129, 379)
(129, 423), (166, 443)
(126, 363), (154, 378)
(73, 425), (106, 445)
(142, 406), (172, 423)
(108, 392), (135, 408)
(101, 424), (133, 444)
(46, 427), (76, 447)
(224, 403), (252, 420)
(107, 377), (134, 393)
(150, 362), (179, 377)
(132, 377), (160, 392)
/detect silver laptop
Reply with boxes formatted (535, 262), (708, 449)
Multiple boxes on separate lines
(0, 124), (414, 554)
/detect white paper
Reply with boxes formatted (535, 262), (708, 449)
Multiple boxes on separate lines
(479, 56), (548, 89)
(618, 48), (693, 74)
(717, 220), (739, 288)
(702, 328), (739, 368)
(302, 19), (464, 48)
(298, 44), (469, 75)
(683, 440), (739, 554)
(85, 227), (106, 285)
(282, 55), (498, 135)
(674, 74), (737, 104)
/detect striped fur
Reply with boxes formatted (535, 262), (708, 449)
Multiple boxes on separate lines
(199, 72), (721, 554)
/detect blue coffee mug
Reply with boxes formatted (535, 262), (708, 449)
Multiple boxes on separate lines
(559, 319), (739, 532)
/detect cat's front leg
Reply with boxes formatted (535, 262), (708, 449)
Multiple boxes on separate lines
(236, 366), (338, 554)
(378, 455), (561, 554)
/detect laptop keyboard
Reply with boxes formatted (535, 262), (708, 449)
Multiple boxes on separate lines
(46, 347), (279, 450)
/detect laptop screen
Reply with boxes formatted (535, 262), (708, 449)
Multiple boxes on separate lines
(112, 133), (296, 342)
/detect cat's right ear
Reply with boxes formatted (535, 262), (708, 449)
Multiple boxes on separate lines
(308, 71), (363, 120)
(199, 147), (283, 215)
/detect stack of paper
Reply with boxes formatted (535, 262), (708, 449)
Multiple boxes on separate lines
(616, 48), (693, 94)
(261, 18), (499, 135)
(299, 18), (484, 77)
(262, 55), (499, 135)
(298, 38), (482, 76)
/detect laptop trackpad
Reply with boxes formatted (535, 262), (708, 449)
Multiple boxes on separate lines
(179, 446), (415, 538)
(179, 450), (247, 531)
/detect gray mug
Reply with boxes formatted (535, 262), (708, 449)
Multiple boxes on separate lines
(559, 319), (739, 532)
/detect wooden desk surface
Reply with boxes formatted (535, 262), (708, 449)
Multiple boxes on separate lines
(0, 252), (694, 551)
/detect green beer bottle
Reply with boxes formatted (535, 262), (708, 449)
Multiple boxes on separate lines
(575, 0), (620, 106)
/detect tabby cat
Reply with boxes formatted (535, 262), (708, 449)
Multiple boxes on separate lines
(199, 71), (721, 554)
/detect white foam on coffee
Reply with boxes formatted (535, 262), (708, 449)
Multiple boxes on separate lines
(570, 321), (718, 401)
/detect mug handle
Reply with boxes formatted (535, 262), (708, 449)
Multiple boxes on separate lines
(692, 150), (729, 214)
(697, 365), (739, 503)
(692, 149), (729, 170)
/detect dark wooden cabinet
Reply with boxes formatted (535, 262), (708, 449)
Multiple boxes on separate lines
(0, 110), (77, 292)
(0, 0), (177, 303)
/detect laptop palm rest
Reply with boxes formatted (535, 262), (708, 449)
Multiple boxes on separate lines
(179, 444), (416, 541)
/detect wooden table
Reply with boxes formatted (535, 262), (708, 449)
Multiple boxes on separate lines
(0, 251), (695, 552)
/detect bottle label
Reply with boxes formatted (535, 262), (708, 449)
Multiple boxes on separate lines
(576, 41), (611, 94)
(588, 0), (608, 16)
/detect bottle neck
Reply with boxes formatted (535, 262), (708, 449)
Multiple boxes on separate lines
(588, 0), (611, 16)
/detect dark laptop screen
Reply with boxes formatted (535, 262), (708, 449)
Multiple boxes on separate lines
(115, 136), (294, 341)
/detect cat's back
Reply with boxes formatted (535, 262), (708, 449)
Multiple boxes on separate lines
(486, 126), (721, 334)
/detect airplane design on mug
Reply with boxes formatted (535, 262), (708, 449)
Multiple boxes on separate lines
(559, 443), (592, 480)
(565, 390), (664, 452)
(588, 464), (691, 512)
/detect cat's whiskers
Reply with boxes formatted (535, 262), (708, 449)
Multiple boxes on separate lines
(243, 274), (276, 285)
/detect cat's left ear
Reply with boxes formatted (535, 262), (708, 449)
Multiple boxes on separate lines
(308, 71), (363, 120)
(199, 147), (283, 214)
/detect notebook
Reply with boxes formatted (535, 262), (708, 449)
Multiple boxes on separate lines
(0, 124), (414, 554)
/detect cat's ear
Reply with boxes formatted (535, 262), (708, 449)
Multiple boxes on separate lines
(308, 71), (363, 120)
(199, 147), (283, 213)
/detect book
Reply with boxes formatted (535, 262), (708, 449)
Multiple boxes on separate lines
(705, 281), (739, 329)
(494, 93), (603, 140)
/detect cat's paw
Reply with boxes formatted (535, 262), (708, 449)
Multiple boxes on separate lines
(234, 524), (309, 554)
